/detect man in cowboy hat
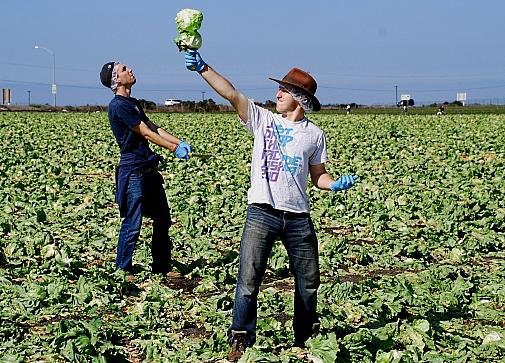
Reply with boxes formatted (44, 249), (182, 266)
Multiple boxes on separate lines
(184, 51), (357, 361)
(100, 61), (192, 278)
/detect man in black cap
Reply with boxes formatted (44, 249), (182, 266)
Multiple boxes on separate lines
(100, 61), (192, 277)
(183, 51), (358, 360)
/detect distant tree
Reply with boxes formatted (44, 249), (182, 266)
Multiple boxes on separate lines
(181, 100), (195, 107)
(264, 100), (276, 108)
(206, 98), (219, 111)
(137, 99), (157, 110)
(196, 98), (220, 112)
(254, 100), (276, 110)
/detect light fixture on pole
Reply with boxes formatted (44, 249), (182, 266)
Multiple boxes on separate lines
(34, 45), (56, 107)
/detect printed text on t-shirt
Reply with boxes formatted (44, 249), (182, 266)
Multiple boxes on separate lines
(261, 123), (302, 181)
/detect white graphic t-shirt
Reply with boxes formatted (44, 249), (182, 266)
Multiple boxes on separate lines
(241, 100), (329, 213)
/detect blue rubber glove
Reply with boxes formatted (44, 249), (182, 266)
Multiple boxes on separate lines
(184, 50), (206, 72)
(330, 175), (358, 192)
(174, 141), (192, 160)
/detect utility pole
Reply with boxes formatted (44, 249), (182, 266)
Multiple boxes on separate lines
(34, 45), (56, 107)
(27, 90), (31, 106)
(394, 85), (398, 106)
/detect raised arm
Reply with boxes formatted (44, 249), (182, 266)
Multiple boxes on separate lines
(185, 50), (249, 121)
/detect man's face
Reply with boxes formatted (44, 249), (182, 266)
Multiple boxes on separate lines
(275, 85), (300, 113)
(115, 64), (136, 87)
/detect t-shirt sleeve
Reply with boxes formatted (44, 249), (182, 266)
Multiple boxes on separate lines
(132, 99), (150, 123)
(117, 102), (141, 129)
(309, 131), (329, 165)
(240, 99), (269, 134)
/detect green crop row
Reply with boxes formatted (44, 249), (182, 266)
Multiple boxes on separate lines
(0, 112), (504, 362)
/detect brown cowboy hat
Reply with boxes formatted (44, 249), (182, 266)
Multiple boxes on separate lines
(269, 67), (321, 112)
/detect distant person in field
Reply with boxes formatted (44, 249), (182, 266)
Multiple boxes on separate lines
(184, 51), (358, 361)
(99, 62), (192, 278)
(346, 104), (351, 115)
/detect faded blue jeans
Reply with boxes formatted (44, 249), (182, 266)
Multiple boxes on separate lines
(116, 169), (172, 274)
(228, 203), (320, 346)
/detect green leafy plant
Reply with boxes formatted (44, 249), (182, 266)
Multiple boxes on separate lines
(0, 112), (504, 361)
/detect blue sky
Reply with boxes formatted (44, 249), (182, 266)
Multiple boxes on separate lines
(1, 0), (504, 106)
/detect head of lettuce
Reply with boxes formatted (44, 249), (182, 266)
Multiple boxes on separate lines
(175, 8), (203, 32)
(174, 31), (202, 51)
(174, 8), (204, 51)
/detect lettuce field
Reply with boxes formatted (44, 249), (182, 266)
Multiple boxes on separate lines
(0, 111), (504, 362)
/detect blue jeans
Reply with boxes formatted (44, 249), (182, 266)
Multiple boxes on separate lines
(116, 169), (172, 273)
(228, 203), (320, 345)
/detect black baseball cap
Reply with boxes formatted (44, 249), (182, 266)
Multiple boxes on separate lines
(100, 62), (115, 88)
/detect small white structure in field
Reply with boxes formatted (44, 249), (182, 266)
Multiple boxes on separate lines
(456, 92), (467, 106)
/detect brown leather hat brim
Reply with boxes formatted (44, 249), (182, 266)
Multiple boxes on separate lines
(269, 78), (321, 112)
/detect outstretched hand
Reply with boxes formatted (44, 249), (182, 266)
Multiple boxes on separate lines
(184, 50), (206, 72)
(330, 175), (358, 192)
(174, 141), (192, 160)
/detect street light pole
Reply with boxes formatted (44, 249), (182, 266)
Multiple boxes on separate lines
(34, 45), (56, 107)
(27, 90), (31, 106)
(394, 85), (398, 106)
